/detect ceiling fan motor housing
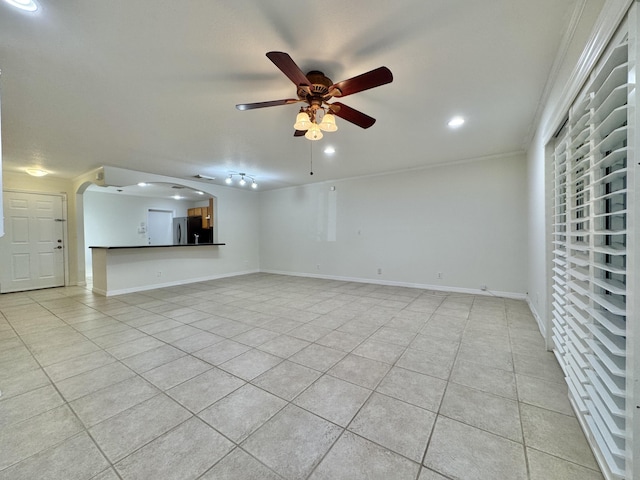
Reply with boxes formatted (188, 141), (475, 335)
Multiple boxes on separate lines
(297, 71), (338, 102)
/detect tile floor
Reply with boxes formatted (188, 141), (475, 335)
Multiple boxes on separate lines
(0, 273), (604, 480)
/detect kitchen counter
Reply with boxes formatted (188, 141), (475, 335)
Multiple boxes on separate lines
(90, 243), (228, 296)
(90, 243), (225, 249)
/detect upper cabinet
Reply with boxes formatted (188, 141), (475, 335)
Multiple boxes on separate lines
(188, 198), (214, 229)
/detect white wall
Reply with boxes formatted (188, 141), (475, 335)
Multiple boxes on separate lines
(259, 153), (528, 296)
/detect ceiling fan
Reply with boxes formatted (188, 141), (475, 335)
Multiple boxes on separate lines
(236, 51), (393, 140)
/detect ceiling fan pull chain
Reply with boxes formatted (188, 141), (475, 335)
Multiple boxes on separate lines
(310, 141), (314, 176)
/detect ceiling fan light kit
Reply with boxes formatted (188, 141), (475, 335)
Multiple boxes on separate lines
(236, 51), (393, 141)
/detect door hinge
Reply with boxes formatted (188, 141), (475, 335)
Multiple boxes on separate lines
(54, 218), (66, 222)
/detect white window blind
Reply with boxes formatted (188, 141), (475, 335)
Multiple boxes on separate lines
(550, 31), (630, 479)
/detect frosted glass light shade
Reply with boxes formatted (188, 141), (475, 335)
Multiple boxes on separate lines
(305, 123), (323, 140)
(319, 113), (338, 132)
(5, 0), (38, 12)
(26, 168), (48, 177)
(294, 112), (311, 130)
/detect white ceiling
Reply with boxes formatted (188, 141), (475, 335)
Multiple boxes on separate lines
(0, 0), (584, 190)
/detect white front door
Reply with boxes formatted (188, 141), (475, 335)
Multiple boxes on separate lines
(0, 191), (66, 293)
(147, 209), (173, 245)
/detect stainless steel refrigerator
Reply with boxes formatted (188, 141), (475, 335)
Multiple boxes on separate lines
(173, 217), (187, 244)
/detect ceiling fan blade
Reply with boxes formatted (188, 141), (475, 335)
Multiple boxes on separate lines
(266, 51), (311, 87)
(329, 66), (393, 97)
(329, 102), (376, 129)
(236, 99), (300, 110)
(294, 130), (306, 137)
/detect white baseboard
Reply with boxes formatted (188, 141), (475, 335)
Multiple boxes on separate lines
(260, 269), (527, 300)
(526, 295), (547, 338)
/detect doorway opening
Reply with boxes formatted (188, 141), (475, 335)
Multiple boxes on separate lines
(147, 209), (173, 245)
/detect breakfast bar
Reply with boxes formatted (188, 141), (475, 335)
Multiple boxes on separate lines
(90, 243), (226, 296)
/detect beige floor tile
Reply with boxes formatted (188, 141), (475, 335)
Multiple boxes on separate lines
(349, 392), (436, 462)
(104, 335), (165, 360)
(219, 349), (283, 380)
(0, 432), (108, 480)
(516, 373), (573, 415)
(199, 384), (286, 442)
(369, 327), (416, 346)
(0, 276), (605, 480)
(115, 417), (233, 480)
(424, 416), (527, 480)
(289, 343), (347, 372)
(396, 348), (454, 380)
(257, 334), (310, 358)
(520, 403), (599, 470)
(352, 338), (406, 364)
(167, 367), (245, 413)
(141, 355), (212, 390)
(527, 447), (604, 480)
(193, 338), (251, 365)
(252, 360), (321, 400)
(317, 330), (367, 352)
(456, 342), (513, 372)
(408, 333), (459, 357)
(294, 374), (371, 426)
(513, 352), (565, 384)
(200, 448), (282, 480)
(418, 468), (450, 480)
(233, 327), (281, 347)
(170, 331), (224, 353)
(89, 393), (191, 462)
(121, 344), (187, 373)
(376, 366), (447, 412)
(450, 359), (516, 399)
(0, 405), (83, 470)
(152, 324), (201, 343)
(242, 404), (342, 479)
(310, 431), (420, 480)
(440, 382), (522, 441)
(90, 468), (120, 480)
(56, 361), (135, 401)
(70, 375), (159, 426)
(328, 354), (390, 389)
(0, 384), (64, 428)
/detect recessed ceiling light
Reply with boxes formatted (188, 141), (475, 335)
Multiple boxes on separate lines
(137, 182), (148, 187)
(195, 191), (204, 195)
(26, 168), (48, 177)
(448, 116), (465, 128)
(4, 0), (38, 12)
(172, 195), (182, 200)
(324, 146), (336, 155)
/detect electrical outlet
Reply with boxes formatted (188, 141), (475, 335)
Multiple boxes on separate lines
(481, 285), (487, 291)
(437, 272), (443, 279)
(316, 264), (320, 270)
(377, 268), (382, 275)
(157, 271), (162, 277)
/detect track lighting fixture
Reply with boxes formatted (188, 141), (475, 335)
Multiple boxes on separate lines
(225, 172), (257, 189)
